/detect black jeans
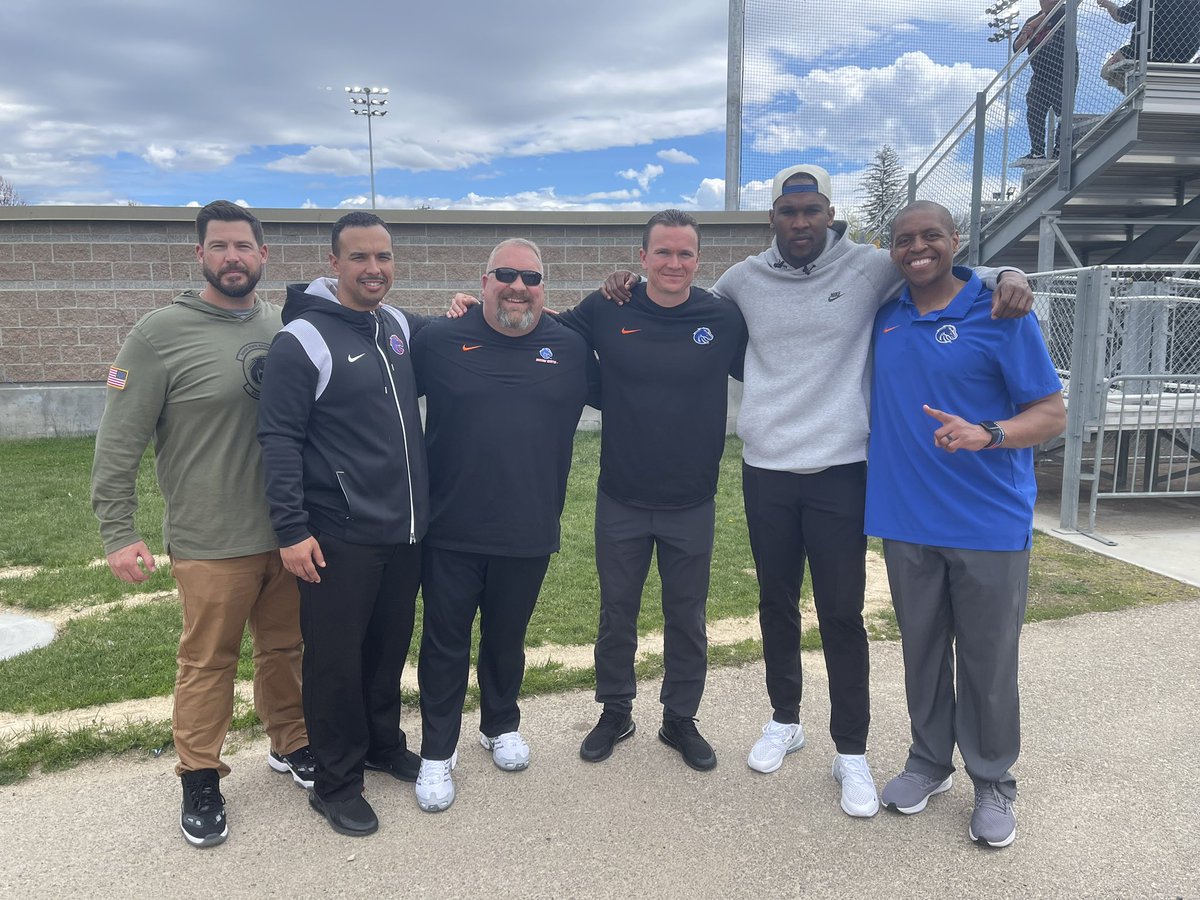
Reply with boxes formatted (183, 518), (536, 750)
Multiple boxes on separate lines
(299, 534), (420, 802)
(742, 461), (870, 755)
(417, 546), (550, 760)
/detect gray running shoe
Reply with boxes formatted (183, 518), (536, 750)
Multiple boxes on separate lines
(969, 781), (1017, 848)
(881, 770), (953, 815)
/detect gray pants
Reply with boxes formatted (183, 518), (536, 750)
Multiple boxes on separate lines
(593, 491), (715, 719)
(882, 540), (1029, 799)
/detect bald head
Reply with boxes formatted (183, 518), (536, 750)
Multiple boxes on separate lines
(890, 200), (957, 240)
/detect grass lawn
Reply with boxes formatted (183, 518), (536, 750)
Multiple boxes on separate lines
(1, 433), (1196, 783)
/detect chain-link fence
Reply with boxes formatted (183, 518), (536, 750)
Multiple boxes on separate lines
(880, 0), (1199, 251)
(1030, 265), (1200, 535)
(731, 0), (1198, 219)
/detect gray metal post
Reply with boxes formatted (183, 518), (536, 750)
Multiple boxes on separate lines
(1059, 267), (1106, 531)
(907, 172), (916, 205)
(969, 90), (986, 266)
(1056, 0), (1078, 192)
(724, 0), (745, 211)
(1038, 214), (1056, 272)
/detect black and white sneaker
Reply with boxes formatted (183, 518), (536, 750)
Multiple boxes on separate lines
(180, 768), (228, 848)
(268, 745), (319, 789)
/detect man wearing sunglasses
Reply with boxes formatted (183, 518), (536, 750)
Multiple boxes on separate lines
(410, 239), (599, 813)
(448, 212), (746, 771)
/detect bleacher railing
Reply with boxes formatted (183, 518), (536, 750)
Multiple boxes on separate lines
(864, 0), (1199, 254)
(1029, 265), (1200, 538)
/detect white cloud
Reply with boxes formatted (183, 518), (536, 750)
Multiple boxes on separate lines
(617, 164), (664, 191)
(142, 143), (237, 171)
(657, 148), (699, 165)
(746, 52), (997, 165)
(682, 178), (726, 210)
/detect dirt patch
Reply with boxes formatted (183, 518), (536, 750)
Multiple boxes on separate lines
(2, 551), (895, 741)
(0, 566), (41, 580)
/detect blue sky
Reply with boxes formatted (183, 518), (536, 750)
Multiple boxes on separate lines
(0, 0), (1135, 213)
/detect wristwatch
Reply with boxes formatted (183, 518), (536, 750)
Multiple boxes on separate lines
(980, 420), (1005, 448)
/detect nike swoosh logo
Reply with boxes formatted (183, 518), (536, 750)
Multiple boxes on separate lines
(621, 328), (641, 335)
(347, 353), (366, 362)
(462, 344), (483, 352)
(883, 325), (901, 334)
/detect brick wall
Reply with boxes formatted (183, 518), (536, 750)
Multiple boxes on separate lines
(0, 209), (771, 384)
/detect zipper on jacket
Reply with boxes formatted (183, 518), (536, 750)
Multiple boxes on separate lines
(373, 313), (418, 544)
(334, 471), (353, 520)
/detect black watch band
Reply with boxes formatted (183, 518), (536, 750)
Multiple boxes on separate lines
(980, 420), (1005, 448)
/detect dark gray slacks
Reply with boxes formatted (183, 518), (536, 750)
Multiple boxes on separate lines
(592, 491), (715, 719)
(882, 540), (1029, 800)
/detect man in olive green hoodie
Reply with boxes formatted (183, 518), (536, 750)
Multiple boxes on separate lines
(91, 201), (312, 849)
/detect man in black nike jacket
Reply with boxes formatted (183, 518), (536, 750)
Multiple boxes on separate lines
(258, 211), (430, 837)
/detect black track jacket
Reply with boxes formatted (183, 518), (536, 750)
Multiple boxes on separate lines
(258, 279), (430, 547)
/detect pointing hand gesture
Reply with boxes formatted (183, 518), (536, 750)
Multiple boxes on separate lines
(923, 405), (989, 453)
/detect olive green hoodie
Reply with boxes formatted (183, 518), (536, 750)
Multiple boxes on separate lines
(91, 291), (281, 559)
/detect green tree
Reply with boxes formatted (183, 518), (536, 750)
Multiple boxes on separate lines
(859, 145), (906, 247)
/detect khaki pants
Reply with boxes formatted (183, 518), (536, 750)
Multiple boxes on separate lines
(171, 552), (305, 776)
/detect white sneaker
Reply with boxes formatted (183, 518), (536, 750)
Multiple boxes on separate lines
(832, 753), (879, 817)
(747, 720), (806, 774)
(415, 753), (457, 813)
(479, 730), (530, 771)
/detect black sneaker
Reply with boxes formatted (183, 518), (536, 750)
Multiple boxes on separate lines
(658, 715), (717, 771)
(180, 769), (228, 848)
(268, 745), (319, 789)
(308, 789), (379, 837)
(580, 709), (636, 762)
(364, 748), (421, 783)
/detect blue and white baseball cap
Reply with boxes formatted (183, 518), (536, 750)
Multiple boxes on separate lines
(772, 164), (832, 204)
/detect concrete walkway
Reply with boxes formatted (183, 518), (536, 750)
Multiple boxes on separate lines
(2, 598), (1197, 898)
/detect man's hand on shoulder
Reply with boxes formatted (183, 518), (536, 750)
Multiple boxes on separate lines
(447, 293), (479, 318)
(600, 271), (638, 305)
(992, 271), (1034, 319)
(281, 536), (325, 583)
(106, 540), (157, 584)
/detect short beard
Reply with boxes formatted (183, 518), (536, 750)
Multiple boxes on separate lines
(496, 305), (535, 332)
(202, 263), (262, 299)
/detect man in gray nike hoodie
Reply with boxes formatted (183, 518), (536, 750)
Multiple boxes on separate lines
(719, 165), (1032, 818)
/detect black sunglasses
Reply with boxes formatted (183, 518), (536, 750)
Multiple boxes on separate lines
(488, 267), (543, 287)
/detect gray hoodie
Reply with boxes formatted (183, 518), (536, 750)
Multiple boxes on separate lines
(712, 229), (1003, 473)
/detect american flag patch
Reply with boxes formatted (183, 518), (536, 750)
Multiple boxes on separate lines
(106, 367), (129, 389)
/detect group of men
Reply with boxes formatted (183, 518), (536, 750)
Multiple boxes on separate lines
(93, 163), (1063, 852)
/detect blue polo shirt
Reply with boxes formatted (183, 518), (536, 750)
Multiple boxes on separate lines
(865, 269), (1063, 551)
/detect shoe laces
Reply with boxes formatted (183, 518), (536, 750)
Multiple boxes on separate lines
(837, 754), (874, 790)
(185, 775), (223, 813)
(286, 745), (318, 774)
(895, 769), (936, 789)
(596, 709), (629, 731)
(759, 720), (798, 749)
(667, 716), (702, 738)
(492, 731), (527, 752)
(418, 758), (453, 785)
(973, 782), (1012, 814)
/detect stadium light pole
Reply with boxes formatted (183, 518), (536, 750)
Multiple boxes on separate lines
(987, 1), (1020, 200)
(345, 85), (389, 209)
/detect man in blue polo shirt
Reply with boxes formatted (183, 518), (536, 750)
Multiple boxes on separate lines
(866, 201), (1065, 849)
